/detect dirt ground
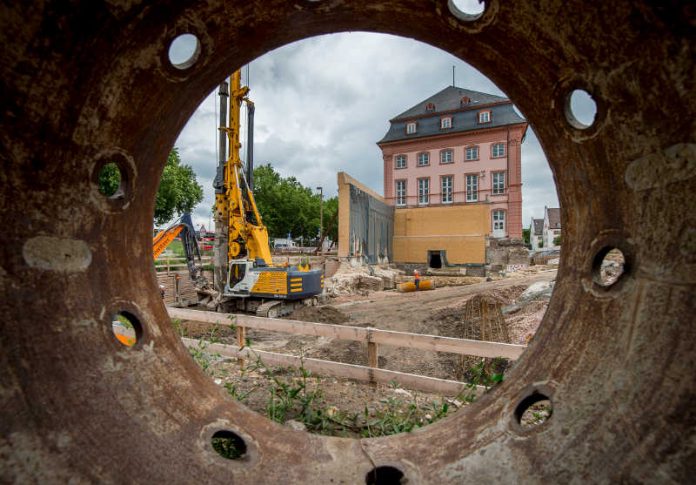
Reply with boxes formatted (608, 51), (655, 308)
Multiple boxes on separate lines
(176, 268), (557, 434)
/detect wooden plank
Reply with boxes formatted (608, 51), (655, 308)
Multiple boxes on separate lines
(169, 308), (525, 360)
(181, 338), (482, 396)
(368, 329), (525, 360)
(169, 307), (368, 341)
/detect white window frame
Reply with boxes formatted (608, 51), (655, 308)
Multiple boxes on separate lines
(441, 176), (453, 204)
(395, 180), (406, 207)
(395, 154), (407, 169)
(492, 172), (505, 195)
(478, 111), (491, 123)
(440, 149), (453, 164)
(406, 122), (417, 134)
(465, 146), (479, 161)
(417, 152), (430, 166)
(492, 142), (506, 158)
(418, 178), (430, 205)
(492, 210), (506, 237)
(440, 117), (452, 129)
(466, 174), (479, 202)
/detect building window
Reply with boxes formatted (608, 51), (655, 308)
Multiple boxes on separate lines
(440, 117), (452, 129)
(492, 210), (506, 236)
(492, 142), (506, 158)
(466, 174), (478, 202)
(460, 96), (471, 106)
(492, 172), (505, 195)
(440, 149), (453, 164)
(406, 122), (417, 134)
(465, 146), (479, 161)
(394, 154), (407, 169)
(425, 102), (436, 112)
(395, 180), (406, 207)
(417, 152), (430, 166)
(441, 176), (453, 204)
(418, 178), (430, 205)
(478, 110), (491, 123)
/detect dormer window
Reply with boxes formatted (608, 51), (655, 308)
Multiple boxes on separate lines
(478, 110), (491, 124)
(440, 117), (452, 129)
(406, 122), (417, 134)
(425, 103), (436, 112)
(460, 96), (471, 106)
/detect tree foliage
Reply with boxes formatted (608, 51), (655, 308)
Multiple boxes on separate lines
(98, 148), (204, 225)
(253, 164), (337, 242)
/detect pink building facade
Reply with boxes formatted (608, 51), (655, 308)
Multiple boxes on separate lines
(378, 86), (528, 239)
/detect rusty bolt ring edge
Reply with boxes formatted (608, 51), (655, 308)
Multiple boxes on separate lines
(4, 2), (693, 478)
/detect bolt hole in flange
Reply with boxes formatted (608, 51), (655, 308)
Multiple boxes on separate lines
(111, 312), (142, 348)
(97, 162), (124, 198)
(211, 430), (247, 460)
(593, 247), (626, 288)
(365, 465), (405, 485)
(168, 33), (201, 70)
(515, 392), (553, 429)
(566, 89), (597, 129)
(449, 0), (486, 17)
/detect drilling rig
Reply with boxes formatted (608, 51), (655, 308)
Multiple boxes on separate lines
(211, 70), (323, 317)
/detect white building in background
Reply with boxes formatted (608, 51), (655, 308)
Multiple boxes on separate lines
(272, 238), (297, 249)
(543, 207), (561, 249)
(530, 218), (544, 250)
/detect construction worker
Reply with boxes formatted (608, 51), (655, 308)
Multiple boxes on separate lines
(414, 269), (421, 290)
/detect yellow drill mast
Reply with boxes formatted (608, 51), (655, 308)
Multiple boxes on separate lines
(214, 70), (272, 265)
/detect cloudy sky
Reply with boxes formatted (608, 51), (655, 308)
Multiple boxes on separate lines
(172, 30), (571, 231)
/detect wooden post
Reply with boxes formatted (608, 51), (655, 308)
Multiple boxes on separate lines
(236, 325), (246, 369)
(367, 327), (378, 387)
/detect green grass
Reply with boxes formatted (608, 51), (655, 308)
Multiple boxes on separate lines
(179, 317), (507, 438)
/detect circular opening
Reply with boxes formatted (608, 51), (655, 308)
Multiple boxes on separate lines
(515, 393), (552, 429)
(169, 32), (561, 441)
(593, 247), (626, 287)
(365, 465), (405, 485)
(566, 89), (597, 129)
(111, 312), (142, 348)
(97, 162), (123, 198)
(211, 430), (247, 460)
(168, 33), (200, 70)
(449, 0), (486, 18)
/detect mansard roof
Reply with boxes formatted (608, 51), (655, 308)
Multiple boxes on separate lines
(546, 208), (561, 229)
(378, 85), (526, 144)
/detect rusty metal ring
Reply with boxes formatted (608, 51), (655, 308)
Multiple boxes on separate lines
(1, 1), (693, 483)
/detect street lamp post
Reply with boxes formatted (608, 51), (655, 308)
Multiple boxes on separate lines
(316, 186), (323, 253)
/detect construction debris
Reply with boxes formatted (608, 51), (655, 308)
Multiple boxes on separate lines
(324, 263), (403, 297)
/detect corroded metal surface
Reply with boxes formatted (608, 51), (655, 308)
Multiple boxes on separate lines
(0, 1), (694, 483)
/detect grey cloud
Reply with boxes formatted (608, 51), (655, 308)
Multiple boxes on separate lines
(175, 32), (564, 229)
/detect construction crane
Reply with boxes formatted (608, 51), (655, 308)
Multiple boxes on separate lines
(212, 69), (323, 317)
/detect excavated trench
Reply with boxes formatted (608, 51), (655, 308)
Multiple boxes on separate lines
(1, 1), (694, 483)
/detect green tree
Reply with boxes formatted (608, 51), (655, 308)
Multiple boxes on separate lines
(322, 196), (339, 245)
(553, 235), (562, 246)
(522, 228), (531, 246)
(99, 148), (203, 225)
(253, 164), (328, 241)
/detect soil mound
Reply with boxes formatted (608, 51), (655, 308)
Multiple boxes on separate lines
(289, 305), (351, 325)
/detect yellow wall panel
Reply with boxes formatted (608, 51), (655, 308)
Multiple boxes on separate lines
(393, 205), (488, 264)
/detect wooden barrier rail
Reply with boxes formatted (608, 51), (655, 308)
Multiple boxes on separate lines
(181, 337), (482, 396)
(168, 307), (526, 360)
